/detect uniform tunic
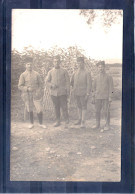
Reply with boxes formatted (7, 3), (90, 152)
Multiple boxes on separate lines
(92, 72), (114, 125)
(71, 69), (92, 110)
(92, 72), (114, 99)
(18, 70), (43, 112)
(46, 67), (70, 96)
(46, 67), (70, 121)
(71, 69), (92, 96)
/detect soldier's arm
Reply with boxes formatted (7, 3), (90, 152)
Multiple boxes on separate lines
(70, 73), (74, 88)
(109, 76), (114, 100)
(65, 70), (70, 96)
(86, 72), (92, 96)
(91, 79), (96, 104)
(36, 73), (43, 88)
(46, 70), (57, 89)
(18, 74), (28, 92)
(92, 79), (96, 97)
(45, 71), (52, 87)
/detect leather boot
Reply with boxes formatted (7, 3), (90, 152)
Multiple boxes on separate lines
(104, 111), (110, 130)
(75, 120), (81, 125)
(92, 112), (100, 129)
(81, 110), (86, 128)
(75, 109), (82, 125)
(54, 120), (61, 127)
(28, 111), (34, 128)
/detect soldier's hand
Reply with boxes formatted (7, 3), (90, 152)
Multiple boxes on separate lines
(27, 87), (33, 92)
(50, 84), (57, 90)
(91, 97), (95, 104)
(109, 97), (112, 103)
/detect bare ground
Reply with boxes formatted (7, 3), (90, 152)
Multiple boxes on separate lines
(10, 101), (121, 182)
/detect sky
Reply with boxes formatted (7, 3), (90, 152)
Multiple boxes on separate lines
(12, 9), (123, 63)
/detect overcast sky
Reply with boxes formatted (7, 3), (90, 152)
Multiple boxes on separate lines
(12, 9), (123, 63)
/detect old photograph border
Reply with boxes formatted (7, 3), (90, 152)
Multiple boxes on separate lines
(10, 8), (122, 182)
(0, 0), (134, 193)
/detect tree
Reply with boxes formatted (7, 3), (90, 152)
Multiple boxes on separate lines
(80, 9), (122, 29)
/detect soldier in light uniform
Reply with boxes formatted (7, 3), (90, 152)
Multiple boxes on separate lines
(92, 61), (114, 130)
(46, 55), (70, 127)
(71, 57), (92, 128)
(18, 62), (46, 129)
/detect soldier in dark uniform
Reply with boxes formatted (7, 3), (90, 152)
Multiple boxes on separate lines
(92, 61), (114, 130)
(46, 55), (70, 127)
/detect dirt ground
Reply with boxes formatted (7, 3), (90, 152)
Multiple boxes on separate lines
(10, 100), (121, 182)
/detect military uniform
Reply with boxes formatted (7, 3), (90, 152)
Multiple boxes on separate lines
(46, 67), (70, 125)
(92, 71), (114, 129)
(71, 57), (92, 128)
(71, 69), (92, 109)
(18, 69), (46, 128)
(18, 70), (43, 112)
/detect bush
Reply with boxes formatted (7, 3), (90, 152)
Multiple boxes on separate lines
(11, 46), (122, 121)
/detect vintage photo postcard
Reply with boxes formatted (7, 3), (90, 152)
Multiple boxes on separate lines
(10, 9), (123, 181)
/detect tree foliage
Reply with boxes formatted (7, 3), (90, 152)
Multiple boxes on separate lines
(11, 46), (99, 80)
(80, 9), (122, 28)
(11, 46), (121, 121)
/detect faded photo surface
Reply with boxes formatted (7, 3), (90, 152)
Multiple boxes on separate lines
(11, 9), (123, 181)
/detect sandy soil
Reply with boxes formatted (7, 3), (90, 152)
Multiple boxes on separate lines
(10, 101), (121, 182)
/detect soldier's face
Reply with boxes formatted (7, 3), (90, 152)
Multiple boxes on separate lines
(78, 61), (84, 69)
(53, 59), (60, 68)
(98, 64), (105, 73)
(26, 63), (32, 71)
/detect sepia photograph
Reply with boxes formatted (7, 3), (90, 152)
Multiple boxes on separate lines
(11, 9), (123, 181)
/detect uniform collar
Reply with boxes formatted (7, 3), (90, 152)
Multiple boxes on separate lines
(53, 67), (61, 70)
(77, 68), (85, 73)
(25, 70), (34, 74)
(25, 69), (33, 73)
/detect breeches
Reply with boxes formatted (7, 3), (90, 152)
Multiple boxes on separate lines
(95, 99), (110, 125)
(95, 99), (109, 113)
(25, 98), (43, 113)
(75, 95), (87, 110)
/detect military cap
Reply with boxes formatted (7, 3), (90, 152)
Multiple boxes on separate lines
(26, 62), (32, 65)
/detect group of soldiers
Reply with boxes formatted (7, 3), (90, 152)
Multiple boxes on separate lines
(18, 55), (114, 130)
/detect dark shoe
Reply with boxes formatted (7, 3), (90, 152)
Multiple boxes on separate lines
(104, 125), (110, 131)
(92, 124), (100, 130)
(65, 119), (69, 124)
(74, 120), (81, 125)
(64, 120), (69, 128)
(38, 124), (47, 129)
(54, 121), (61, 127)
(28, 124), (34, 129)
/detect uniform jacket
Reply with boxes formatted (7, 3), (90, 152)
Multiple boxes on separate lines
(18, 70), (43, 101)
(92, 72), (114, 99)
(71, 69), (92, 96)
(46, 67), (70, 96)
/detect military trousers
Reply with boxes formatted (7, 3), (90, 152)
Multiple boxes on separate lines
(95, 99), (110, 126)
(51, 95), (69, 122)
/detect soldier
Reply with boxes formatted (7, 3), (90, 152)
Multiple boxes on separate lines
(71, 57), (92, 128)
(92, 61), (114, 130)
(18, 62), (47, 129)
(46, 55), (70, 127)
